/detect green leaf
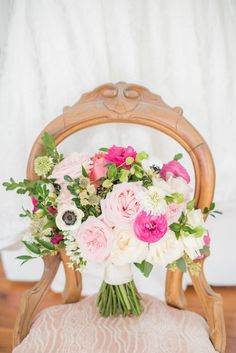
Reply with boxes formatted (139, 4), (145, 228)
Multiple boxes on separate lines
(182, 225), (195, 234)
(187, 200), (195, 211)
(173, 153), (183, 161)
(169, 223), (181, 232)
(171, 192), (184, 204)
(203, 207), (209, 214)
(35, 237), (55, 250)
(107, 164), (117, 179)
(82, 165), (88, 177)
(200, 246), (210, 255)
(22, 241), (41, 255)
(210, 202), (215, 211)
(16, 255), (37, 266)
(176, 257), (187, 272)
(41, 132), (56, 149)
(64, 175), (73, 182)
(213, 210), (223, 215)
(99, 147), (108, 152)
(134, 260), (153, 277)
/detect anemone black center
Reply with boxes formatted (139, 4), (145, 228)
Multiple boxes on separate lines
(62, 211), (77, 225)
(150, 164), (160, 173)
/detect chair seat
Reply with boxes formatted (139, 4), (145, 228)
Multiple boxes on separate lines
(13, 293), (217, 353)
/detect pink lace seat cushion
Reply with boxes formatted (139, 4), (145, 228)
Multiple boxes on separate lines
(13, 293), (217, 353)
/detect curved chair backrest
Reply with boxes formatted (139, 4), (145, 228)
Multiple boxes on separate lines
(27, 82), (215, 211)
(14, 83), (225, 353)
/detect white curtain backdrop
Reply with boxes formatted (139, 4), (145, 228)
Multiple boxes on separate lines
(0, 0), (235, 297)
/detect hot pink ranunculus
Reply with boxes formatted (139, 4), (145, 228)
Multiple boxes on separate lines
(90, 153), (108, 187)
(104, 145), (137, 168)
(101, 182), (143, 229)
(50, 152), (92, 184)
(75, 217), (113, 262)
(134, 211), (168, 243)
(166, 203), (185, 225)
(160, 160), (190, 184)
(31, 197), (38, 213)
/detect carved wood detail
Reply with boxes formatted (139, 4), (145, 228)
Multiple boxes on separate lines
(13, 254), (61, 347)
(12, 82), (225, 352)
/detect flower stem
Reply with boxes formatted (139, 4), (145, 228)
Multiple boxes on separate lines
(96, 280), (143, 317)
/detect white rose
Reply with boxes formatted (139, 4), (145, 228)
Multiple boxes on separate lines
(111, 228), (148, 266)
(167, 175), (192, 200)
(186, 209), (205, 228)
(146, 230), (184, 267)
(181, 235), (204, 260)
(56, 205), (84, 231)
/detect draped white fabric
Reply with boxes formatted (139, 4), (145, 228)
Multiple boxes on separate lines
(0, 0), (235, 295)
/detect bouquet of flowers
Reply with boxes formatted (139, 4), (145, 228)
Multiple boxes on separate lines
(3, 133), (220, 317)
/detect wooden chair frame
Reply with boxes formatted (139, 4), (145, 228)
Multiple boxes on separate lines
(13, 82), (226, 352)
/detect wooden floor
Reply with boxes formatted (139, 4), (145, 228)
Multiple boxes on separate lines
(0, 260), (235, 353)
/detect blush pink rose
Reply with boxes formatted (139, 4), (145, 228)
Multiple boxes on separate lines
(89, 153), (108, 187)
(166, 203), (185, 225)
(160, 160), (190, 184)
(75, 217), (113, 262)
(101, 182), (143, 229)
(134, 211), (168, 243)
(50, 152), (92, 184)
(104, 145), (137, 169)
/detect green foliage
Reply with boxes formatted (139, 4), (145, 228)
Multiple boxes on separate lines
(22, 241), (41, 255)
(134, 260), (153, 277)
(187, 199), (195, 210)
(176, 257), (187, 272)
(41, 132), (63, 164)
(203, 202), (223, 218)
(16, 255), (37, 266)
(173, 153), (183, 161)
(99, 147), (108, 152)
(35, 237), (55, 251)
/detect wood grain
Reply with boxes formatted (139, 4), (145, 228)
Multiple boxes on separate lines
(11, 82), (225, 351)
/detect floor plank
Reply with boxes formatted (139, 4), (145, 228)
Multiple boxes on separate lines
(0, 259), (235, 353)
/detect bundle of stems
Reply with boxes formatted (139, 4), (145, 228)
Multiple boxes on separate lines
(96, 280), (143, 317)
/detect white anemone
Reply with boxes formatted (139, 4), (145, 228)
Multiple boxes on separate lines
(56, 205), (84, 231)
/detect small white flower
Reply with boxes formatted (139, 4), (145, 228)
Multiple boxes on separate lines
(186, 209), (205, 228)
(146, 230), (184, 267)
(56, 205), (84, 231)
(139, 184), (168, 215)
(166, 175), (192, 200)
(142, 157), (163, 173)
(181, 235), (204, 260)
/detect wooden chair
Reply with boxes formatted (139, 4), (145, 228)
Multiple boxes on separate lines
(13, 82), (226, 353)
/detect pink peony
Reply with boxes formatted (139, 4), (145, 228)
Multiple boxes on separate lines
(90, 153), (108, 187)
(104, 145), (137, 168)
(134, 211), (168, 243)
(166, 203), (185, 225)
(51, 234), (64, 244)
(75, 217), (113, 262)
(160, 160), (190, 184)
(50, 152), (92, 184)
(101, 182), (143, 229)
(31, 197), (38, 213)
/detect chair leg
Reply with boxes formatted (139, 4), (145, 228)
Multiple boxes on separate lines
(60, 250), (82, 303)
(13, 254), (61, 347)
(189, 258), (226, 353)
(165, 268), (187, 309)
